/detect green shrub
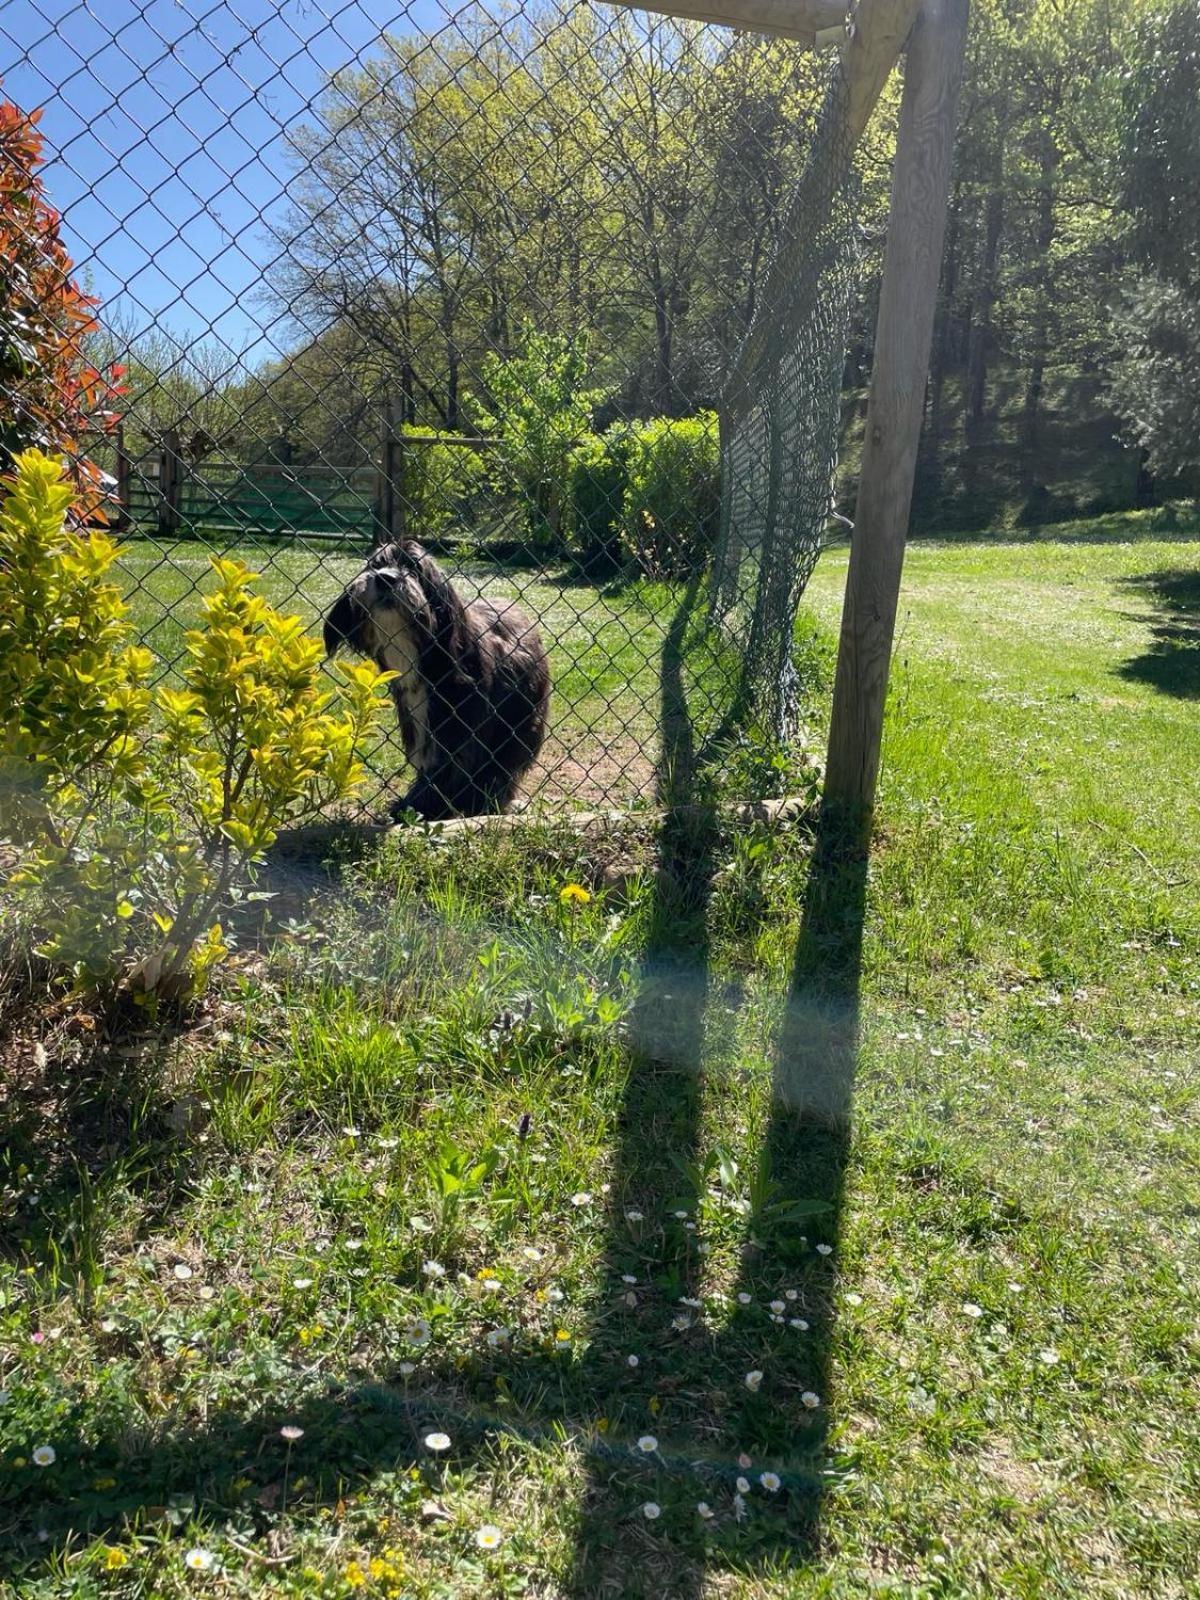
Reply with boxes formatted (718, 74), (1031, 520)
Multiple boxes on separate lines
(1, 449), (391, 1002)
(400, 427), (489, 542)
(620, 412), (721, 579)
(565, 426), (633, 574)
(473, 329), (611, 552)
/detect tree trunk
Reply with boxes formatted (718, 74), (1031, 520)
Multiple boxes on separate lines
(928, 178), (962, 444)
(966, 87), (1008, 435)
(1021, 133), (1059, 453)
(966, 183), (1003, 433)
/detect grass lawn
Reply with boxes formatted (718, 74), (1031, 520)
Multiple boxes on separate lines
(2, 510), (1199, 1597)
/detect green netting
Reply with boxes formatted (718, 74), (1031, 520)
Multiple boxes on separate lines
(710, 54), (861, 743)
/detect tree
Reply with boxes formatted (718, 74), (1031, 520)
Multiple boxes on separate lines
(1107, 0), (1200, 480)
(474, 329), (610, 546)
(0, 88), (121, 502)
(1107, 277), (1200, 478)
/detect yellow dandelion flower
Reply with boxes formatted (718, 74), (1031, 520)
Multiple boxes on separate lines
(344, 1559), (367, 1589)
(102, 1547), (129, 1570)
(559, 884), (591, 906)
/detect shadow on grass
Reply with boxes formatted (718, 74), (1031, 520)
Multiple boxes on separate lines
(564, 579), (868, 1596)
(1118, 568), (1200, 699)
(1, 584), (867, 1594)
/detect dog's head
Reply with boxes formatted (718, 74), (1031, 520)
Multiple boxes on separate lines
(324, 540), (437, 660)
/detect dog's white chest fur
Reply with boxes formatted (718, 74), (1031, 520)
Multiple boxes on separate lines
(371, 613), (431, 773)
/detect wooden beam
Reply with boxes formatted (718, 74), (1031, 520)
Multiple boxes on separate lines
(822, 0), (970, 827)
(606, 0), (846, 45)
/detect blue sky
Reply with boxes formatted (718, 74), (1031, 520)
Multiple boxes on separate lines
(0, 0), (445, 370)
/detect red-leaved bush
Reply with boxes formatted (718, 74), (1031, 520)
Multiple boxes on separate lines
(0, 86), (122, 510)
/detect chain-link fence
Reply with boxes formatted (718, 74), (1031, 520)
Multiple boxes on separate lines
(2, 0), (865, 817)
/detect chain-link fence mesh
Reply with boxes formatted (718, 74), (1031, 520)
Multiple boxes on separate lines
(2, 0), (861, 817)
(712, 55), (859, 744)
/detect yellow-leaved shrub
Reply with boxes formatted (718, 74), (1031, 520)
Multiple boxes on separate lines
(0, 450), (392, 1002)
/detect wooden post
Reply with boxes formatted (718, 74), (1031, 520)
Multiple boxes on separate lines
(376, 398), (406, 547)
(159, 427), (182, 540)
(114, 420), (131, 530)
(822, 0), (969, 830)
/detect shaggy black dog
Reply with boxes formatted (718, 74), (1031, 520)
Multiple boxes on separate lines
(324, 539), (550, 820)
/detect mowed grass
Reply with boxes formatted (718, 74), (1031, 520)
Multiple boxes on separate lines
(114, 537), (685, 808)
(2, 513), (1199, 1598)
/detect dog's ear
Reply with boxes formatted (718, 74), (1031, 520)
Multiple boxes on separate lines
(323, 589), (360, 655)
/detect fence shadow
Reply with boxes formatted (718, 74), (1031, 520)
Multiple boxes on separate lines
(1118, 568), (1200, 699)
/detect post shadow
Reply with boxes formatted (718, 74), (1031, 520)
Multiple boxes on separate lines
(565, 574), (728, 1598)
(566, 593), (870, 1592)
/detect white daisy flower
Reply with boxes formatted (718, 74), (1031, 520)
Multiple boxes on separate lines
(962, 1302), (983, 1319)
(546, 1286), (565, 1303)
(399, 1361), (416, 1376)
(32, 1444), (56, 1467)
(672, 1314), (692, 1331)
(184, 1548), (215, 1572)
(475, 1524), (504, 1550)
(785, 1289), (798, 1302)
(679, 1296), (702, 1308)
(684, 1222), (697, 1232)
(845, 1292), (863, 1306)
(770, 1314), (784, 1325)
(621, 1274), (638, 1285)
(673, 1210), (689, 1219)
(815, 1243), (833, 1257)
(422, 1260), (445, 1278)
(735, 1475), (751, 1494)
(624, 1209), (644, 1222)
(626, 1353), (640, 1368)
(404, 1317), (433, 1347)
(377, 1137), (400, 1150)
(292, 1277), (314, 1289)
(636, 1434), (659, 1455)
(481, 1278), (502, 1292)
(423, 1431), (452, 1452)
(769, 1300), (785, 1314)
(486, 1328), (511, 1348)
(522, 1246), (543, 1260)
(173, 1263), (193, 1281)
(642, 1501), (661, 1520)
(759, 1471), (781, 1493)
(744, 1370), (763, 1392)
(697, 1501), (714, 1519)
(1038, 1347), (1060, 1365)
(801, 1390), (821, 1409)
(571, 1192), (593, 1207)
(344, 1238), (365, 1252)
(342, 1126), (361, 1137)
(737, 1292), (752, 1306)
(790, 1318), (810, 1331)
